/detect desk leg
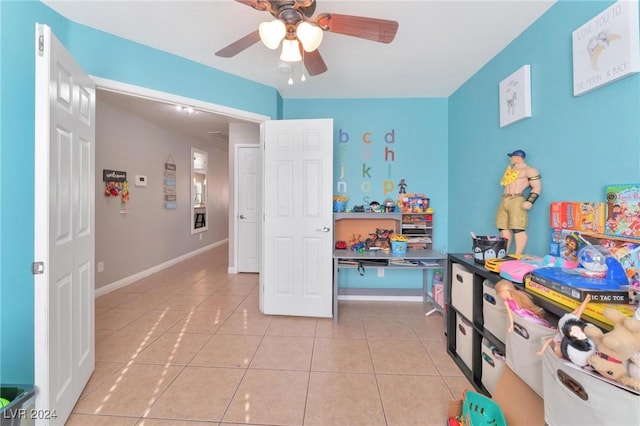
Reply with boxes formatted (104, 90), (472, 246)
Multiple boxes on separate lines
(424, 268), (437, 316)
(425, 271), (437, 316)
(333, 259), (339, 324)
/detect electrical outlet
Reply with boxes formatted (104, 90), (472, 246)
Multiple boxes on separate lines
(97, 261), (104, 273)
(377, 267), (384, 277)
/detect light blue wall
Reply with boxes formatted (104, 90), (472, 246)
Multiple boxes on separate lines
(0, 0), (280, 384)
(283, 98), (448, 288)
(283, 98), (448, 247)
(449, 0), (640, 256)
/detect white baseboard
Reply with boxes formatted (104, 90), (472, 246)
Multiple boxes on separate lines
(227, 266), (238, 274)
(337, 295), (424, 302)
(96, 239), (228, 297)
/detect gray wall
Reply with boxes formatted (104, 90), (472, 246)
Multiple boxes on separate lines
(95, 97), (229, 288)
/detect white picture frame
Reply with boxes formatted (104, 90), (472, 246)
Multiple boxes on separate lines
(572, 0), (640, 96)
(499, 65), (532, 128)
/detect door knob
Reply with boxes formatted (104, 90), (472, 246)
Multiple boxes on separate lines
(315, 226), (331, 232)
(239, 214), (246, 219)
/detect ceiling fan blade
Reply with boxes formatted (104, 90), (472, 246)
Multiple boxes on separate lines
(215, 30), (261, 58)
(316, 13), (399, 44)
(303, 49), (327, 76)
(235, 0), (271, 12)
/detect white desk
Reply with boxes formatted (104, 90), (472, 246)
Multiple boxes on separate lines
(332, 249), (448, 323)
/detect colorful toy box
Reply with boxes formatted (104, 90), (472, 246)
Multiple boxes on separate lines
(606, 183), (640, 239)
(549, 201), (605, 233)
(397, 193), (429, 213)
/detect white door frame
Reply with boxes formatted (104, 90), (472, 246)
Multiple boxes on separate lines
(233, 143), (262, 273)
(91, 77), (270, 272)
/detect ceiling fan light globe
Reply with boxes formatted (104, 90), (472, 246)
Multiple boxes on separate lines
(296, 22), (323, 52)
(280, 39), (302, 62)
(258, 20), (286, 49)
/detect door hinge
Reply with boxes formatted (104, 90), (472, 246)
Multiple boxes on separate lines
(38, 35), (44, 55)
(32, 261), (45, 275)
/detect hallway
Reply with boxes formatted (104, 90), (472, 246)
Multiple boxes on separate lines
(69, 244), (471, 425)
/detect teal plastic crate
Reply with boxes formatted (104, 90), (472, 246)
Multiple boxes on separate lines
(461, 390), (506, 426)
(1, 385), (36, 426)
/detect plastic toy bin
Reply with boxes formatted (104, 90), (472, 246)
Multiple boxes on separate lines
(1, 384), (36, 426)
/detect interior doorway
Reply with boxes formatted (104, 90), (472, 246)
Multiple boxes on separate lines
(92, 77), (267, 281)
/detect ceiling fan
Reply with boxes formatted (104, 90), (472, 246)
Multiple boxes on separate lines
(215, 0), (399, 76)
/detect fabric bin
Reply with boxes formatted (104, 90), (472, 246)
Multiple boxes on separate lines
(451, 262), (474, 320)
(456, 314), (474, 372)
(505, 314), (556, 397)
(482, 279), (508, 343)
(542, 347), (640, 426)
(481, 338), (506, 396)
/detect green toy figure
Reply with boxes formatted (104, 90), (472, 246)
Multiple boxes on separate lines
(496, 150), (542, 255)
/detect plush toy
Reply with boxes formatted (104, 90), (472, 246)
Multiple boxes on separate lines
(629, 351), (640, 380)
(538, 294), (596, 367)
(584, 307), (640, 390)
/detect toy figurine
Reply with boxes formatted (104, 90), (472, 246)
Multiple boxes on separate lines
(494, 279), (552, 333)
(538, 294), (596, 367)
(496, 150), (542, 255)
(398, 179), (407, 194)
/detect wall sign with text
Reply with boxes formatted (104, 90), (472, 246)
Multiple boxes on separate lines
(572, 0), (640, 96)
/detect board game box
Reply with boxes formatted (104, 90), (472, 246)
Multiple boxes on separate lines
(549, 201), (605, 233)
(529, 266), (633, 304)
(606, 183), (640, 239)
(524, 277), (637, 328)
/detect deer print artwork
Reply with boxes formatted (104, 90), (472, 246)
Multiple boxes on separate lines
(499, 65), (531, 128)
(506, 92), (517, 115)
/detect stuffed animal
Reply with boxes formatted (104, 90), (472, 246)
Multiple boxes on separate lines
(629, 351), (640, 380)
(584, 308), (640, 390)
(538, 294), (596, 367)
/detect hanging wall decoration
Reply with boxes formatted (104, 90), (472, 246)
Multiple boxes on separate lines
(572, 0), (640, 96)
(103, 169), (127, 197)
(164, 155), (177, 209)
(499, 65), (532, 128)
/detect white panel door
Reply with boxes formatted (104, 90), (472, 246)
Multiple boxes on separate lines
(262, 119), (333, 318)
(34, 24), (95, 425)
(237, 145), (261, 273)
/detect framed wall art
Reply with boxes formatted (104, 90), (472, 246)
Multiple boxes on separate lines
(499, 64), (532, 128)
(572, 0), (640, 96)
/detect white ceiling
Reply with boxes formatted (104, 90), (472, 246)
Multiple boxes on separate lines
(43, 0), (556, 99)
(97, 88), (236, 147)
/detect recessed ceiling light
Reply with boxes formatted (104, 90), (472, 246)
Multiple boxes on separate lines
(176, 105), (198, 115)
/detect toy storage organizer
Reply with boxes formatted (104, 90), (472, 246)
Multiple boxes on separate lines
(447, 255), (561, 400)
(447, 256), (509, 397)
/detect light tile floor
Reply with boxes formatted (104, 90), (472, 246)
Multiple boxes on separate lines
(70, 244), (471, 425)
